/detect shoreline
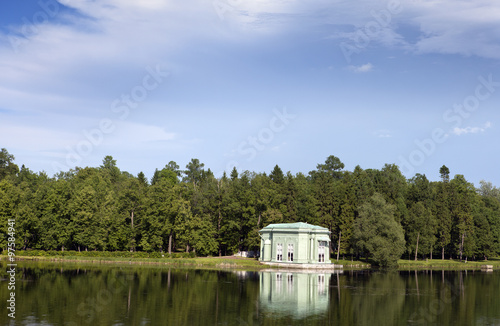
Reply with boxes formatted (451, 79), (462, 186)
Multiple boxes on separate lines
(2, 255), (498, 271)
(1, 255), (266, 271)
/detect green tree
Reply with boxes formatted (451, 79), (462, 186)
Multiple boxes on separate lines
(100, 155), (121, 183)
(137, 171), (148, 186)
(433, 180), (452, 259)
(116, 177), (147, 251)
(374, 164), (408, 223)
(353, 193), (406, 267)
(309, 157), (344, 237)
(293, 172), (318, 224)
(165, 161), (182, 177)
(351, 165), (375, 205)
(449, 175), (475, 261)
(315, 155), (345, 179)
(0, 148), (19, 181)
(472, 198), (495, 260)
(152, 167), (179, 185)
(406, 202), (436, 260)
(0, 179), (21, 249)
(269, 165), (284, 184)
(140, 180), (183, 253)
(336, 173), (356, 259)
(405, 174), (436, 259)
(188, 214), (218, 256)
(220, 171), (257, 254)
(70, 184), (100, 251)
(474, 192), (500, 259)
(439, 165), (450, 183)
(183, 158), (205, 187)
(37, 179), (72, 250)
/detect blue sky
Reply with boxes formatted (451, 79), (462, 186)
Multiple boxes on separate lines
(1, 0), (499, 186)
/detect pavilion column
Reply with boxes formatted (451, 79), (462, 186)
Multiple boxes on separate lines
(310, 237), (313, 263)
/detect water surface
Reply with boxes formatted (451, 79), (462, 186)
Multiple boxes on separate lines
(1, 261), (499, 325)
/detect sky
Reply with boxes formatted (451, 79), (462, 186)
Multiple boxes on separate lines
(0, 0), (499, 187)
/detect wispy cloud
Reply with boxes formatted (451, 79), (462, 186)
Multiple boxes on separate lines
(374, 129), (392, 138)
(452, 121), (492, 136)
(319, 0), (500, 60)
(348, 63), (373, 73)
(409, 1), (500, 59)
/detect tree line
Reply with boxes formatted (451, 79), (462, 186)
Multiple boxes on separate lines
(1, 148), (499, 264)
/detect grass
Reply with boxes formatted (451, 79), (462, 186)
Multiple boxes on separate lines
(3, 254), (498, 271)
(330, 258), (371, 269)
(397, 257), (500, 270)
(331, 256), (500, 270)
(2, 254), (266, 270)
(4, 254), (367, 270)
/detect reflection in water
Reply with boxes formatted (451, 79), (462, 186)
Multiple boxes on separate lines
(259, 270), (342, 318)
(1, 261), (500, 326)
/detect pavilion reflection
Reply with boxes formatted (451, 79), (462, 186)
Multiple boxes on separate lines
(259, 270), (342, 318)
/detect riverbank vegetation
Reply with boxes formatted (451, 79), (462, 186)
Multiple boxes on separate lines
(4, 253), (499, 271)
(4, 253), (263, 270)
(397, 257), (500, 269)
(1, 148), (500, 267)
(5, 250), (368, 269)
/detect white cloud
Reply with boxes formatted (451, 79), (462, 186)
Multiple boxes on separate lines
(110, 121), (176, 145)
(406, 0), (500, 59)
(374, 129), (392, 138)
(2, 0), (498, 104)
(2, 0), (500, 178)
(452, 121), (492, 136)
(320, 0), (500, 59)
(348, 63), (373, 73)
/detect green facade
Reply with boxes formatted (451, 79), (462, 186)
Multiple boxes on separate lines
(259, 222), (331, 264)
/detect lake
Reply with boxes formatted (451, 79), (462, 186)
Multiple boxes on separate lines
(1, 261), (499, 325)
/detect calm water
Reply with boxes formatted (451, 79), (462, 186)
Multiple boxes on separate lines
(1, 261), (500, 326)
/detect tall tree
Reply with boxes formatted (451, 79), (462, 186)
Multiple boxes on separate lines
(433, 180), (452, 259)
(100, 155), (120, 183)
(439, 165), (450, 183)
(405, 174), (436, 259)
(337, 173), (356, 258)
(478, 180), (500, 199)
(183, 158), (205, 187)
(0, 179), (21, 249)
(405, 202), (436, 260)
(165, 161), (182, 177)
(353, 193), (406, 267)
(449, 175), (475, 261)
(316, 155), (345, 179)
(0, 148), (19, 181)
(117, 177), (146, 251)
(269, 165), (284, 184)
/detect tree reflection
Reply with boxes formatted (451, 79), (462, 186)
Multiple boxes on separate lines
(1, 262), (500, 326)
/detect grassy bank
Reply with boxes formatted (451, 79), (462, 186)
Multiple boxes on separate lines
(330, 259), (371, 269)
(397, 257), (500, 270)
(332, 257), (500, 270)
(3, 255), (367, 270)
(3, 250), (368, 270)
(3, 251), (498, 270)
(2, 254), (265, 270)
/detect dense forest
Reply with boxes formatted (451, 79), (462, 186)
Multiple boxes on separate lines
(1, 148), (499, 264)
